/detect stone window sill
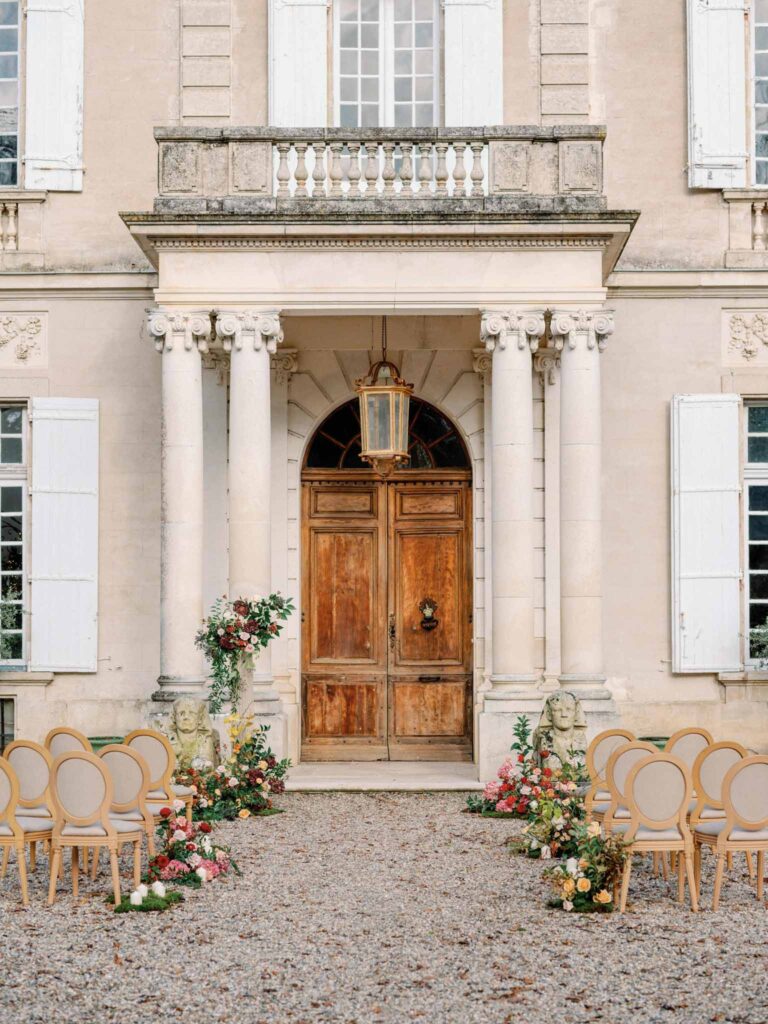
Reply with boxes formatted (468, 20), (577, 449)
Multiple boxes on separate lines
(0, 670), (53, 687)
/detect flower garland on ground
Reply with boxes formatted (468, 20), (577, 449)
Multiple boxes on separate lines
(543, 821), (631, 913)
(195, 594), (295, 713)
(174, 713), (290, 821)
(147, 801), (240, 886)
(466, 717), (539, 818)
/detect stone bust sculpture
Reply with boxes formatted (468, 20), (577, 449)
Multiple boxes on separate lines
(531, 690), (587, 770)
(165, 698), (219, 770)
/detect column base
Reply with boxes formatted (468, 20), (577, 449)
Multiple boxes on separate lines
(151, 676), (207, 703)
(478, 686), (546, 783)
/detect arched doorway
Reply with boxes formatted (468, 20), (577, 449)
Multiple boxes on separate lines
(301, 397), (473, 761)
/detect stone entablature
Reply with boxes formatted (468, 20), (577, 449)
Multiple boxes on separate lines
(152, 125), (607, 214)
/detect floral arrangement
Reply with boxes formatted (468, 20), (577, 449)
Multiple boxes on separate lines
(147, 800), (239, 886)
(543, 822), (631, 913)
(111, 882), (184, 914)
(195, 593), (295, 713)
(174, 713), (290, 822)
(517, 770), (584, 860)
(466, 717), (538, 818)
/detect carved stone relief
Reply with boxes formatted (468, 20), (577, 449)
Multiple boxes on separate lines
(0, 314), (47, 368)
(723, 310), (768, 365)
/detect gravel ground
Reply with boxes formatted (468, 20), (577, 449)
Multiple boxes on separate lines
(1, 792), (767, 1024)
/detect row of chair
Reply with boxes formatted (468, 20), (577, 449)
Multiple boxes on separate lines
(0, 728), (195, 906)
(584, 727), (768, 911)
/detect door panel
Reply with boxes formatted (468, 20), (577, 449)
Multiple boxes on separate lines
(394, 531), (462, 664)
(392, 680), (468, 737)
(311, 530), (376, 663)
(304, 678), (381, 738)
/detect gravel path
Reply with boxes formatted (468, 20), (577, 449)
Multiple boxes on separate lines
(1, 792), (767, 1024)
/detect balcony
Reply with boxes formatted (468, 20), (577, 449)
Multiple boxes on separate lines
(152, 125), (607, 216)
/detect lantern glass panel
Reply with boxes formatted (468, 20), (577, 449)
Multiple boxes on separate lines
(365, 392), (391, 452)
(395, 392), (410, 451)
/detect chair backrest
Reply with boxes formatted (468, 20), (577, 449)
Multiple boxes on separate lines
(586, 729), (636, 783)
(625, 753), (691, 840)
(50, 751), (114, 834)
(722, 756), (768, 834)
(123, 729), (175, 794)
(605, 741), (657, 806)
(0, 755), (20, 837)
(692, 741), (746, 814)
(665, 728), (713, 769)
(45, 727), (92, 759)
(4, 740), (53, 812)
(98, 744), (150, 814)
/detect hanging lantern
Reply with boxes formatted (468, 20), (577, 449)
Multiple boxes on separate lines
(356, 317), (413, 477)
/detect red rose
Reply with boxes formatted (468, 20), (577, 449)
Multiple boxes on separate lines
(199, 822), (212, 833)
(539, 749), (550, 760)
(233, 600), (249, 616)
(269, 623), (278, 634)
(226, 624), (235, 633)
(517, 753), (524, 763)
(155, 854), (169, 869)
(159, 807), (172, 818)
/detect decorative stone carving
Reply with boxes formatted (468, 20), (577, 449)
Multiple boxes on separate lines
(531, 690), (587, 770)
(533, 347), (560, 386)
(230, 142), (272, 194)
(472, 346), (492, 382)
(215, 310), (284, 353)
(726, 311), (768, 362)
(552, 309), (614, 351)
(159, 142), (201, 194)
(147, 310), (211, 353)
(271, 348), (298, 384)
(480, 311), (545, 353)
(489, 140), (530, 194)
(559, 140), (602, 195)
(0, 314), (47, 367)
(164, 697), (220, 770)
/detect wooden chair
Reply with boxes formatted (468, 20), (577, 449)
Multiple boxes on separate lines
(617, 753), (698, 913)
(44, 726), (92, 759)
(693, 755), (768, 911)
(90, 744), (156, 879)
(593, 741), (657, 832)
(584, 729), (635, 815)
(0, 756), (53, 906)
(124, 729), (194, 821)
(47, 751), (143, 906)
(665, 728), (714, 774)
(690, 740), (752, 880)
(4, 740), (54, 873)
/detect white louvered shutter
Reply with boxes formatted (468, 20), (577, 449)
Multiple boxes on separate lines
(686, 0), (747, 189)
(671, 394), (742, 673)
(269, 0), (329, 126)
(30, 398), (98, 672)
(443, 0), (503, 126)
(24, 0), (85, 191)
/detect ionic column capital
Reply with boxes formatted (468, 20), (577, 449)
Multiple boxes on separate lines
(215, 310), (284, 354)
(147, 309), (211, 354)
(480, 310), (545, 354)
(553, 309), (615, 353)
(271, 348), (298, 384)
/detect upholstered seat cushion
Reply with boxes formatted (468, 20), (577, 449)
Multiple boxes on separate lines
(147, 790), (170, 801)
(0, 816), (54, 836)
(21, 805), (52, 818)
(694, 820), (768, 842)
(61, 819), (144, 837)
(592, 802), (630, 818)
(688, 802), (724, 818)
(109, 809), (144, 822)
(172, 784), (194, 797)
(611, 823), (684, 842)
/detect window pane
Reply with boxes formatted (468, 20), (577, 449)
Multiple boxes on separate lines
(1, 486), (21, 513)
(394, 103), (412, 127)
(415, 0), (432, 18)
(414, 103), (433, 126)
(415, 77), (433, 101)
(0, 79), (15, 104)
(757, 160), (768, 185)
(1, 516), (20, 542)
(340, 23), (358, 47)
(340, 78), (358, 101)
(0, 574), (18, 599)
(1, 437), (21, 463)
(414, 22), (432, 47)
(395, 22), (412, 46)
(757, 107), (768, 131)
(361, 50), (378, 74)
(1, 544), (21, 571)
(394, 50), (412, 74)
(361, 76), (378, 101)
(749, 436), (768, 462)
(750, 515), (768, 540)
(0, 107), (16, 131)
(0, 160), (16, 186)
(339, 104), (358, 128)
(340, 0), (358, 20)
(395, 77), (412, 101)
(395, 0), (412, 17)
(0, 4), (18, 28)
(758, 0), (768, 21)
(751, 574), (768, 600)
(360, 0), (378, 20)
(414, 49), (432, 73)
(758, 26), (768, 49)
(758, 134), (768, 159)
(2, 632), (21, 660)
(0, 53), (15, 77)
(360, 103), (379, 127)
(340, 49), (358, 74)
(0, 134), (14, 160)
(757, 53), (768, 77)
(360, 22), (378, 47)
(752, 406), (768, 432)
(751, 544), (768, 570)
(0, 27), (16, 51)
(750, 486), (768, 511)
(757, 81), (768, 104)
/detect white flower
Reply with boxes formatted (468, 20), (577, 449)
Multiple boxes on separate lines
(239, 631), (250, 641)
(151, 881), (166, 898)
(563, 900), (574, 912)
(201, 837), (212, 854)
(195, 866), (208, 882)
(136, 883), (148, 899)
(540, 846), (552, 860)
(215, 765), (226, 776)
(188, 853), (202, 867)
(175, 815), (187, 827)
(172, 829), (187, 842)
(217, 628), (225, 636)
(172, 799), (185, 812)
(553, 816), (566, 832)
(129, 891), (143, 906)
(245, 644), (254, 653)
(565, 857), (579, 876)
(228, 777), (239, 788)
(199, 798), (208, 808)
(520, 785), (531, 796)
(587, 821), (602, 838)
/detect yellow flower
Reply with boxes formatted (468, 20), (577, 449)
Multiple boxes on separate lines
(578, 858), (589, 870)
(576, 877), (591, 893)
(594, 889), (612, 905)
(228, 755), (237, 763)
(258, 760), (268, 771)
(238, 809), (251, 818)
(562, 878), (576, 897)
(233, 744), (242, 754)
(586, 821), (602, 838)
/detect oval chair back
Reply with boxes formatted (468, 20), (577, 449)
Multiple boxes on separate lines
(49, 751), (115, 838)
(45, 727), (92, 759)
(721, 756), (768, 838)
(665, 728), (713, 772)
(124, 729), (175, 799)
(4, 740), (53, 818)
(586, 729), (636, 785)
(98, 744), (151, 817)
(691, 741), (746, 824)
(0, 754), (21, 838)
(624, 754), (692, 842)
(602, 741), (657, 830)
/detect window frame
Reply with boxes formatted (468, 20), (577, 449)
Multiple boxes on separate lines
(0, 0), (22, 189)
(0, 402), (27, 668)
(333, 0), (442, 129)
(743, 402), (768, 664)
(0, 695), (14, 748)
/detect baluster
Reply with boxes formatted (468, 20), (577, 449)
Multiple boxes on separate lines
(435, 142), (449, 197)
(0, 204), (5, 251)
(328, 142), (344, 198)
(294, 142), (309, 197)
(5, 203), (16, 251)
(452, 142), (467, 198)
(347, 140), (362, 197)
(381, 142), (396, 196)
(416, 142), (432, 195)
(276, 142), (291, 198)
(364, 142), (379, 196)
(754, 201), (767, 251)
(469, 141), (484, 197)
(312, 142), (327, 198)
(399, 142), (414, 197)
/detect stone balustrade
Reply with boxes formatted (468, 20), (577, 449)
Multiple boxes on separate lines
(0, 201), (17, 251)
(153, 126), (606, 214)
(0, 191), (45, 269)
(724, 190), (768, 268)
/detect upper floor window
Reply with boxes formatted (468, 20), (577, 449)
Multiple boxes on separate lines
(336, 0), (439, 128)
(754, 0), (768, 184)
(0, 1), (19, 187)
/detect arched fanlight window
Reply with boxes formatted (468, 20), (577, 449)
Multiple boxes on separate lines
(305, 397), (470, 470)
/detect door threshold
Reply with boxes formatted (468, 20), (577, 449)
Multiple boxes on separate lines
(285, 761), (483, 792)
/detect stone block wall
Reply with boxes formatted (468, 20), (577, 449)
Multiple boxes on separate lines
(181, 0), (232, 123)
(540, 0), (590, 124)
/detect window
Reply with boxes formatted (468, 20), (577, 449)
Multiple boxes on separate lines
(336, 0), (439, 128)
(745, 405), (768, 656)
(0, 1), (19, 186)
(305, 397), (469, 469)
(0, 405), (25, 664)
(0, 697), (13, 749)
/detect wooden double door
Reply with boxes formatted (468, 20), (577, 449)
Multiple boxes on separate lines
(301, 471), (473, 761)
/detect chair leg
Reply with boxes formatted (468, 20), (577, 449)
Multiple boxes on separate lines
(47, 847), (60, 906)
(619, 857), (633, 913)
(757, 850), (764, 902)
(661, 852), (669, 882)
(746, 850), (755, 881)
(186, 796), (194, 822)
(0, 845), (10, 879)
(146, 828), (155, 859)
(90, 846), (100, 881)
(109, 847), (121, 906)
(677, 848), (685, 903)
(727, 851), (733, 872)
(29, 840), (37, 873)
(133, 841), (141, 889)
(17, 842), (28, 907)
(712, 853), (726, 912)
(652, 851), (660, 877)
(684, 853), (699, 912)
(694, 843), (702, 899)
(83, 847), (89, 874)
(71, 846), (79, 900)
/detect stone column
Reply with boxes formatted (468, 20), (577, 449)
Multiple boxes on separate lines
(556, 310), (616, 719)
(147, 310), (209, 701)
(477, 310), (543, 780)
(215, 310), (287, 752)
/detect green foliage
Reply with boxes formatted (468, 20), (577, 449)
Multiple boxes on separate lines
(543, 823), (632, 913)
(750, 618), (768, 666)
(109, 890), (185, 913)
